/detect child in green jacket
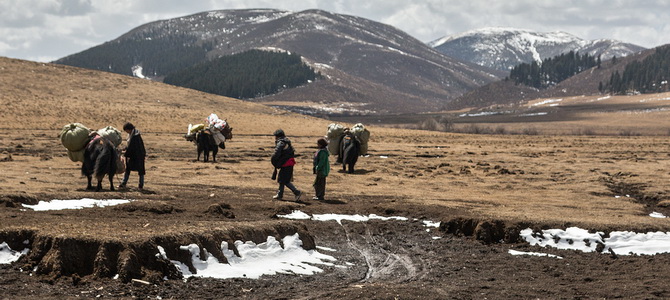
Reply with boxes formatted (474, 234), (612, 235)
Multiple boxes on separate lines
(312, 138), (330, 200)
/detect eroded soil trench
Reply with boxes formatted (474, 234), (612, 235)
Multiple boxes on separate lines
(5, 210), (670, 299)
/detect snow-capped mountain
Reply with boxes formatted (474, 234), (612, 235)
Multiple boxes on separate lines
(429, 27), (646, 71)
(55, 9), (502, 114)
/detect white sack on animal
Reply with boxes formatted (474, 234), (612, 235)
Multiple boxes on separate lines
(327, 123), (345, 155)
(97, 126), (123, 147)
(351, 123), (370, 155)
(58, 123), (91, 152)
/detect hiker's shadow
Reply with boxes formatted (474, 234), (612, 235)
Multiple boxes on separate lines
(337, 168), (375, 175)
(318, 199), (347, 205)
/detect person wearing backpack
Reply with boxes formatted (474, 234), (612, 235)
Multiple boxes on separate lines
(312, 138), (330, 201)
(271, 129), (302, 201)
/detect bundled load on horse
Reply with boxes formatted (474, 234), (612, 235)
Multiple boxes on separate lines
(351, 123), (370, 155)
(326, 123), (371, 174)
(326, 123), (345, 155)
(206, 113), (233, 144)
(97, 126), (123, 147)
(59, 123), (91, 162)
(326, 123), (370, 156)
(58, 123), (122, 191)
(183, 114), (233, 162)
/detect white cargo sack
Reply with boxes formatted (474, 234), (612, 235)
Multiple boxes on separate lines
(351, 123), (370, 155)
(59, 123), (91, 152)
(326, 123), (345, 155)
(97, 126), (122, 147)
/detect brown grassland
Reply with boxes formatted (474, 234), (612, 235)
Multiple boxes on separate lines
(2, 57), (670, 299)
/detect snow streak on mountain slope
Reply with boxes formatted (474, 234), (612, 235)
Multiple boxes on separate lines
(430, 27), (646, 71)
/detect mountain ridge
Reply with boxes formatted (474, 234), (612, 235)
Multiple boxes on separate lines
(430, 27), (646, 71)
(55, 9), (503, 114)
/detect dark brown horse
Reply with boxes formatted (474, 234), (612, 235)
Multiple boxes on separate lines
(81, 135), (118, 191)
(339, 133), (360, 174)
(196, 129), (218, 162)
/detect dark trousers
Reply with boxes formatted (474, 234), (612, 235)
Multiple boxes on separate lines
(277, 182), (299, 198)
(121, 169), (144, 188)
(313, 176), (326, 199)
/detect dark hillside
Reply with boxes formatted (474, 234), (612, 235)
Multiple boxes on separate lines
(451, 47), (656, 110)
(163, 50), (320, 99)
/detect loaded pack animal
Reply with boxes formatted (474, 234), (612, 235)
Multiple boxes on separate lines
(81, 134), (118, 191)
(338, 131), (361, 174)
(196, 129), (218, 162)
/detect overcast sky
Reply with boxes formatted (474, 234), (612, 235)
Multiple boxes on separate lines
(1, 0), (669, 63)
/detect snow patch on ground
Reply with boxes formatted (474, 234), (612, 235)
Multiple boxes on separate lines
(0, 242), (30, 264)
(22, 198), (132, 211)
(132, 65), (145, 79)
(650, 212), (667, 218)
(519, 112), (548, 117)
(508, 249), (563, 259)
(158, 233), (337, 279)
(531, 99), (562, 107)
(278, 211), (409, 225)
(521, 227), (670, 255)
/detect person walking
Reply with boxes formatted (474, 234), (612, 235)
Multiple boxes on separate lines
(271, 129), (302, 201)
(118, 122), (146, 190)
(312, 137), (330, 200)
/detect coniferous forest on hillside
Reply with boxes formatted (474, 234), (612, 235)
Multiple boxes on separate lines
(507, 51), (598, 89)
(163, 50), (321, 99)
(55, 33), (210, 77)
(603, 45), (670, 94)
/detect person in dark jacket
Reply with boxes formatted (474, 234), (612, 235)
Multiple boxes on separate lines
(118, 122), (146, 190)
(312, 138), (330, 200)
(339, 129), (360, 174)
(271, 129), (302, 201)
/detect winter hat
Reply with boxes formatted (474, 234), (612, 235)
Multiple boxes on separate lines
(273, 129), (286, 138)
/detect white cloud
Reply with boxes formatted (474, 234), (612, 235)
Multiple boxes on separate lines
(0, 0), (668, 62)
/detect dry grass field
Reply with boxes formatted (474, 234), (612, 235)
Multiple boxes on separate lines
(2, 57), (670, 299)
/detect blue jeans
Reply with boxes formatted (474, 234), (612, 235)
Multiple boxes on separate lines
(122, 170), (144, 189)
(277, 182), (299, 198)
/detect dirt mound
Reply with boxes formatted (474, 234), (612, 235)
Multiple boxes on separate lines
(0, 194), (40, 207)
(205, 202), (235, 219)
(113, 200), (182, 214)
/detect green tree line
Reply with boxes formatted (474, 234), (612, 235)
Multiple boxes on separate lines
(508, 51), (598, 88)
(602, 45), (670, 94)
(55, 33), (208, 77)
(163, 49), (321, 99)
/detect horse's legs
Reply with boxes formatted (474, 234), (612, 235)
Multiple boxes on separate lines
(86, 175), (94, 190)
(95, 179), (103, 192)
(109, 174), (115, 191)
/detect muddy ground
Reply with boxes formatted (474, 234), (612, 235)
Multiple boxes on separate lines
(2, 131), (670, 300)
(2, 58), (670, 299)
